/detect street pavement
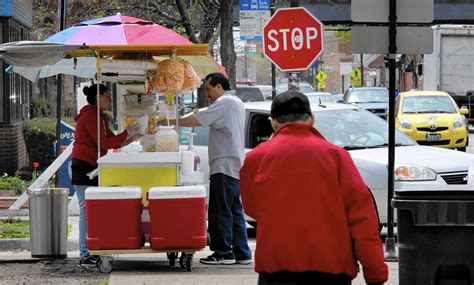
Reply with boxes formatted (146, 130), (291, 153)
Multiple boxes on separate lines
(0, 215), (399, 284)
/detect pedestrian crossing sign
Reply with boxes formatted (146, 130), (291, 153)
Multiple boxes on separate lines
(351, 68), (362, 87)
(316, 70), (327, 82)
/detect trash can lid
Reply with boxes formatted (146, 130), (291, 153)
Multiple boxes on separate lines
(394, 184), (474, 201)
(27, 188), (69, 195)
(149, 185), (206, 199)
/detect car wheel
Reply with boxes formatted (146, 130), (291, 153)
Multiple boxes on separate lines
(458, 146), (467, 152)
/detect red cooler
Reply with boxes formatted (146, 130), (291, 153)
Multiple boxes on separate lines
(148, 185), (207, 250)
(85, 186), (142, 250)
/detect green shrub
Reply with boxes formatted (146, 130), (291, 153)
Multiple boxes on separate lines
(0, 218), (72, 238)
(0, 173), (27, 195)
(31, 97), (52, 118)
(23, 118), (56, 172)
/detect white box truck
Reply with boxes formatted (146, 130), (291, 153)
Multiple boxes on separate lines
(423, 25), (474, 123)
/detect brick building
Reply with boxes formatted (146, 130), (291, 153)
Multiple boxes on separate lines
(321, 31), (353, 93)
(0, 0), (33, 175)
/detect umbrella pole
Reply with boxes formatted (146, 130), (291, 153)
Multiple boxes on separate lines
(55, 74), (62, 187)
(96, 50), (101, 162)
(55, 0), (67, 187)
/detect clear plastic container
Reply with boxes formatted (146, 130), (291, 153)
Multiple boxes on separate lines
(155, 126), (178, 152)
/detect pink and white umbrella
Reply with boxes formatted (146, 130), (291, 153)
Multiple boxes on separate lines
(46, 13), (192, 45)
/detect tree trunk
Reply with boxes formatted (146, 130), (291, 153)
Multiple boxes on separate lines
(175, 0), (200, 43)
(197, 84), (209, 108)
(219, 0), (236, 89)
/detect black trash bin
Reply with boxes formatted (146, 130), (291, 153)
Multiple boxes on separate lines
(392, 185), (474, 285)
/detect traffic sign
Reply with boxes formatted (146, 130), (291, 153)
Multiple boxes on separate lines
(351, 68), (362, 87)
(351, 68), (361, 80)
(240, 0), (271, 40)
(352, 26), (433, 54)
(317, 81), (326, 90)
(316, 70), (327, 82)
(352, 0), (433, 23)
(263, 7), (324, 71)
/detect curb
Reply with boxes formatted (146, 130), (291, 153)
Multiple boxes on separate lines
(0, 239), (79, 251)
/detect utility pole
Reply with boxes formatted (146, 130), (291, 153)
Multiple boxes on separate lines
(360, 54), (364, 86)
(290, 0), (300, 7)
(385, 0), (398, 261)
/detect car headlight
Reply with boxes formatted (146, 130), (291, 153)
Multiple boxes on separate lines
(453, 116), (465, 129)
(399, 118), (411, 129)
(395, 165), (437, 181)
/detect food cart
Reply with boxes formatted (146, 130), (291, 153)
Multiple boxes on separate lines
(1, 41), (219, 273)
(69, 44), (218, 273)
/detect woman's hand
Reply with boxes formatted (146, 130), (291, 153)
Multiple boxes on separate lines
(126, 123), (143, 141)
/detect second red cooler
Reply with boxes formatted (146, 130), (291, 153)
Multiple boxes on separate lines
(148, 185), (207, 250)
(85, 186), (142, 250)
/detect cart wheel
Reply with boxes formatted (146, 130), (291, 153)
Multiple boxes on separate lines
(185, 254), (193, 272)
(179, 253), (186, 269)
(167, 252), (177, 267)
(97, 256), (113, 274)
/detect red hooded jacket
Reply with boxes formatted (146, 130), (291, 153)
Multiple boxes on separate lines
(71, 105), (128, 167)
(240, 123), (388, 283)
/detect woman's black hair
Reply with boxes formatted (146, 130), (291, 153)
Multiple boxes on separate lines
(83, 84), (108, 105)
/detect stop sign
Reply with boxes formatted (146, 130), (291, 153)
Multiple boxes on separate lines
(263, 7), (324, 71)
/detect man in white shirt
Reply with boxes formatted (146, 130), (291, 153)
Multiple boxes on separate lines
(163, 73), (252, 265)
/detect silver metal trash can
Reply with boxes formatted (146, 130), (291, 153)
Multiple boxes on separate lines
(28, 188), (69, 258)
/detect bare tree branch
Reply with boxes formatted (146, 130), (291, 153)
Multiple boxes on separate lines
(175, 0), (200, 43)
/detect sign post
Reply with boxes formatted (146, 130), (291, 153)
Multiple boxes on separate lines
(352, 0), (434, 262)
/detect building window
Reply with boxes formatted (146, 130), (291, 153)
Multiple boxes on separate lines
(5, 18), (31, 124)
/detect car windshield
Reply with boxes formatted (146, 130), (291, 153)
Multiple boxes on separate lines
(260, 89), (272, 99)
(307, 95), (335, 104)
(347, 89), (389, 103)
(235, 88), (264, 102)
(313, 108), (415, 149)
(278, 85), (314, 94)
(402, 95), (457, 114)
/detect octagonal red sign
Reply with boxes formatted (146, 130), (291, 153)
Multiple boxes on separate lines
(263, 7), (324, 71)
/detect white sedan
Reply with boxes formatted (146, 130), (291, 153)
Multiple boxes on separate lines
(180, 102), (474, 225)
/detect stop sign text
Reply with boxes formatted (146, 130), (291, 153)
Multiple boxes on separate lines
(267, 27), (319, 51)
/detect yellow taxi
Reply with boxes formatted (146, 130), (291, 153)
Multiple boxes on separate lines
(395, 91), (469, 151)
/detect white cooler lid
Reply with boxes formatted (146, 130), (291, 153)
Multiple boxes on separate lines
(85, 186), (142, 200)
(149, 185), (206, 199)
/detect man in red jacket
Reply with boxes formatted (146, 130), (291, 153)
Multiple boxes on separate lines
(240, 91), (388, 285)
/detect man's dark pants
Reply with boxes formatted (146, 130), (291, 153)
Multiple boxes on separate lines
(208, 173), (252, 260)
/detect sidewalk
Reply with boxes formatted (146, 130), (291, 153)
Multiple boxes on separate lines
(0, 210), (399, 284)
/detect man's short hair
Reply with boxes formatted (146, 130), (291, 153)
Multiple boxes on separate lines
(271, 91), (312, 124)
(205, 73), (231, 91)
